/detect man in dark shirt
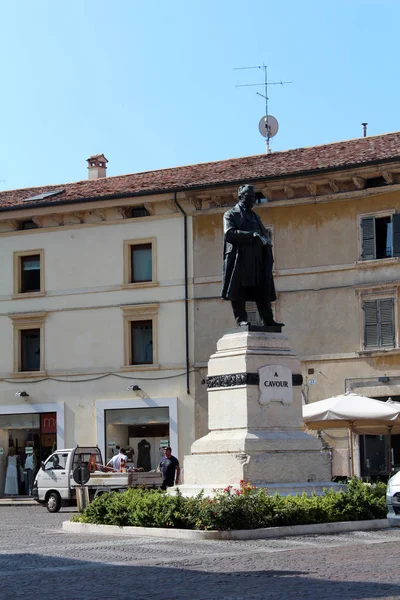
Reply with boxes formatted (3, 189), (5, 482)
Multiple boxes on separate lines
(159, 447), (180, 490)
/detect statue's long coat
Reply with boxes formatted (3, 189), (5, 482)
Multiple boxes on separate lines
(221, 204), (276, 302)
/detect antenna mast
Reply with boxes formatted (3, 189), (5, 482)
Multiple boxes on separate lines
(235, 64), (292, 153)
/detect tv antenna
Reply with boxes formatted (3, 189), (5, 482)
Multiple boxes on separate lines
(235, 64), (292, 153)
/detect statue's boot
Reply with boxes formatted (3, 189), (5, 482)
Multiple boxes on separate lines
(258, 302), (285, 328)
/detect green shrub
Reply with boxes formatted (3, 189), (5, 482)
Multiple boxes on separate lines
(72, 477), (387, 530)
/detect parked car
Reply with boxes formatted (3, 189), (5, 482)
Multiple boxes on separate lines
(387, 471), (400, 526)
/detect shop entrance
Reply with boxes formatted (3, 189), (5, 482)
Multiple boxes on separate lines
(0, 412), (57, 496)
(105, 407), (170, 471)
(359, 395), (400, 480)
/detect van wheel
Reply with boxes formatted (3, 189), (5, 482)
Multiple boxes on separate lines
(46, 492), (61, 513)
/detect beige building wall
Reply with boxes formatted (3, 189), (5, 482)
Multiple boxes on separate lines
(192, 188), (400, 476)
(2, 155), (400, 485)
(0, 210), (195, 486)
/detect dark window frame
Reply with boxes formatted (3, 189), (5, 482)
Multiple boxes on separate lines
(361, 213), (400, 261)
(130, 319), (153, 365)
(130, 243), (152, 283)
(20, 220), (38, 231)
(20, 328), (41, 372)
(127, 206), (151, 218)
(20, 254), (41, 293)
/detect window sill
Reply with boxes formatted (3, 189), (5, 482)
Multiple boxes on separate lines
(121, 281), (159, 290)
(12, 291), (45, 299)
(9, 370), (47, 379)
(120, 364), (160, 372)
(358, 348), (399, 357)
(355, 257), (399, 269)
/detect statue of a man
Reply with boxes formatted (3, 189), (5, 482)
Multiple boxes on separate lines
(221, 184), (283, 327)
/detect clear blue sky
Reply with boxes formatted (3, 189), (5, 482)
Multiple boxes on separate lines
(0, 0), (398, 191)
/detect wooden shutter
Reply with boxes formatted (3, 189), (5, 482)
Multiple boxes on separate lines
(363, 299), (395, 348)
(363, 301), (379, 348)
(379, 299), (395, 347)
(392, 214), (400, 257)
(361, 217), (376, 260)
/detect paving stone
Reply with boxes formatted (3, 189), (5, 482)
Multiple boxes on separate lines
(0, 506), (400, 599)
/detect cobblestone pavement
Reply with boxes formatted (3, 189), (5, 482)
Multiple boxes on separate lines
(1, 506), (400, 600)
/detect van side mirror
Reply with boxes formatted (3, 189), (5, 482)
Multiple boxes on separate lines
(40, 462), (45, 470)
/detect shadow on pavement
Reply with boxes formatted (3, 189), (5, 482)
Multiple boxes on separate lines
(0, 552), (398, 600)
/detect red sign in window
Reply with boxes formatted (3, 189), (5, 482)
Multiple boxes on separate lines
(41, 412), (57, 434)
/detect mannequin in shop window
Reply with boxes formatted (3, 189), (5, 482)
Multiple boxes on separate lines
(137, 439), (151, 471)
(4, 447), (19, 496)
(24, 450), (37, 496)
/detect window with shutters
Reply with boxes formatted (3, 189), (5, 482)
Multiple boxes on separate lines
(363, 298), (395, 349)
(360, 212), (400, 261)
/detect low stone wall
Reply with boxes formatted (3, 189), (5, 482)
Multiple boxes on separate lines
(63, 518), (390, 541)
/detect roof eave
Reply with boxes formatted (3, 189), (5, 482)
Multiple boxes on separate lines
(2, 154), (400, 213)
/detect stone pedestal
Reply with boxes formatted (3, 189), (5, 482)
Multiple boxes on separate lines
(179, 326), (333, 496)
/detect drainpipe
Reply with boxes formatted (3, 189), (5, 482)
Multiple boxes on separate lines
(173, 192), (190, 395)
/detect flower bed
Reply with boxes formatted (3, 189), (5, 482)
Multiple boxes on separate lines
(72, 478), (387, 531)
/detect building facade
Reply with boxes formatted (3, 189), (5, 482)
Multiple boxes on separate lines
(2, 134), (400, 495)
(0, 156), (196, 495)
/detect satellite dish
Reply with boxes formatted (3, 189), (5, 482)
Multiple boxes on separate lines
(258, 115), (279, 138)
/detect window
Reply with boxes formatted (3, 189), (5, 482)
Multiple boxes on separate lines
(21, 255), (40, 292)
(363, 298), (395, 349)
(246, 297), (279, 327)
(13, 249), (44, 296)
(44, 453), (68, 471)
(121, 304), (158, 370)
(246, 302), (263, 326)
(123, 238), (157, 288)
(131, 244), (152, 282)
(20, 220), (38, 230)
(126, 206), (151, 218)
(9, 312), (46, 375)
(255, 192), (268, 204)
(21, 329), (40, 371)
(365, 176), (386, 189)
(131, 320), (153, 364)
(360, 214), (400, 260)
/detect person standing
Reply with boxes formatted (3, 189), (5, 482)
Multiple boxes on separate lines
(106, 448), (128, 472)
(24, 451), (36, 496)
(159, 447), (180, 490)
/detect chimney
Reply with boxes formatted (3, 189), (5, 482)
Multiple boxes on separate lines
(87, 154), (108, 179)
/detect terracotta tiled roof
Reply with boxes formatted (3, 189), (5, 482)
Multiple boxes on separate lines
(2, 132), (400, 211)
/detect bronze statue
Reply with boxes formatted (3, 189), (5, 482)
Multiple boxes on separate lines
(221, 184), (283, 327)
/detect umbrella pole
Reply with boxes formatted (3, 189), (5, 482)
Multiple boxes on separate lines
(388, 426), (393, 478)
(349, 424), (355, 477)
